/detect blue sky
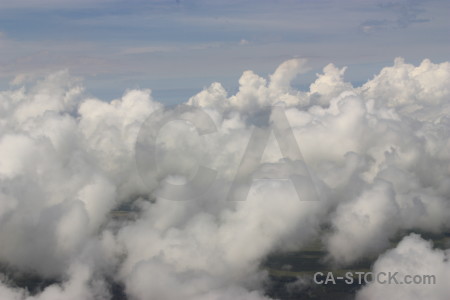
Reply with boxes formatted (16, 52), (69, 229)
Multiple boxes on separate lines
(0, 0), (449, 103)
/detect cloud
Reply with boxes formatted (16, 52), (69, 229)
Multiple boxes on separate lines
(239, 39), (250, 45)
(357, 234), (450, 300)
(0, 57), (450, 299)
(325, 180), (400, 265)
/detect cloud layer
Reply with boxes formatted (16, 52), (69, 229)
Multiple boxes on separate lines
(0, 58), (449, 299)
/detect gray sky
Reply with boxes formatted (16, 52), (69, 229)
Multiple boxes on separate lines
(0, 0), (449, 103)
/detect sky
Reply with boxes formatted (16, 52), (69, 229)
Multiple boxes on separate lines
(1, 2), (450, 299)
(0, 0), (449, 103)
